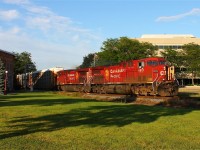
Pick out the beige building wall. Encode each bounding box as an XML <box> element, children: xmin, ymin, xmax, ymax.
<box><xmin>135</xmin><ymin>34</ymin><xmax>200</xmax><ymax>56</ymax></box>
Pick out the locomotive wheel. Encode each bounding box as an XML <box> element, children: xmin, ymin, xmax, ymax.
<box><xmin>157</xmin><ymin>88</ymin><xmax>170</xmax><ymax>97</ymax></box>
<box><xmin>78</xmin><ymin>86</ymin><xmax>84</xmax><ymax>92</ymax></box>
<box><xmin>157</xmin><ymin>82</ymin><xmax>178</xmax><ymax>97</ymax></box>
<box><xmin>131</xmin><ymin>86</ymin><xmax>135</xmax><ymax>95</ymax></box>
<box><xmin>135</xmin><ymin>85</ymin><xmax>147</xmax><ymax>96</ymax></box>
<box><xmin>100</xmin><ymin>86</ymin><xmax>106</xmax><ymax>94</ymax></box>
<box><xmin>132</xmin><ymin>84</ymin><xmax>154</xmax><ymax>96</ymax></box>
<box><xmin>172</xmin><ymin>86</ymin><xmax>179</xmax><ymax>96</ymax></box>
<box><xmin>58</xmin><ymin>85</ymin><xmax>64</xmax><ymax>91</ymax></box>
<box><xmin>96</xmin><ymin>86</ymin><xmax>101</xmax><ymax>94</ymax></box>
<box><xmin>84</xmin><ymin>85</ymin><xmax>91</xmax><ymax>93</ymax></box>
<box><xmin>96</xmin><ymin>86</ymin><xmax>106</xmax><ymax>94</ymax></box>
<box><xmin>92</xmin><ymin>86</ymin><xmax>97</xmax><ymax>93</ymax></box>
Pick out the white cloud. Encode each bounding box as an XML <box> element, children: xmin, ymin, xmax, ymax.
<box><xmin>9</xmin><ymin>26</ymin><xmax>21</xmax><ymax>34</ymax></box>
<box><xmin>156</xmin><ymin>8</ymin><xmax>200</xmax><ymax>22</ymax></box>
<box><xmin>4</xmin><ymin>0</ymin><xmax>98</xmax><ymax>39</ymax></box>
<box><xmin>0</xmin><ymin>29</ymin><xmax>93</xmax><ymax>69</ymax></box>
<box><xmin>3</xmin><ymin>0</ymin><xmax>30</xmax><ymax>5</ymax></box>
<box><xmin>0</xmin><ymin>9</ymin><xmax>19</xmax><ymax>21</ymax></box>
<box><xmin>0</xmin><ymin>0</ymin><xmax>103</xmax><ymax>70</ymax></box>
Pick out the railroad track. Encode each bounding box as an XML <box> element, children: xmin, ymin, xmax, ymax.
<box><xmin>59</xmin><ymin>91</ymin><xmax>199</xmax><ymax>108</ymax></box>
<box><xmin>82</xmin><ymin>93</ymin><xmax>180</xmax><ymax>104</ymax></box>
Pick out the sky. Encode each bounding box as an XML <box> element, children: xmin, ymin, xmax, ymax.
<box><xmin>0</xmin><ymin>0</ymin><xmax>200</xmax><ymax>70</ymax></box>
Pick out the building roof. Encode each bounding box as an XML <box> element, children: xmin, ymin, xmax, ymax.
<box><xmin>135</xmin><ymin>34</ymin><xmax>200</xmax><ymax>45</ymax></box>
<box><xmin>141</xmin><ymin>34</ymin><xmax>195</xmax><ymax>38</ymax></box>
<box><xmin>0</xmin><ymin>49</ymin><xmax>15</xmax><ymax>56</ymax></box>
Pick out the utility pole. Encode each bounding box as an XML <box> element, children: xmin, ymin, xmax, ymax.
<box><xmin>4</xmin><ymin>70</ymin><xmax>8</xmax><ymax>95</ymax></box>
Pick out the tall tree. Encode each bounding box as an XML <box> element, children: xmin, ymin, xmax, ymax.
<box><xmin>0</xmin><ymin>59</ymin><xmax>5</xmax><ymax>94</ymax></box>
<box><xmin>161</xmin><ymin>43</ymin><xmax>200</xmax><ymax>85</ymax></box>
<box><xmin>13</xmin><ymin>51</ymin><xmax>36</xmax><ymax>90</ymax></box>
<box><xmin>182</xmin><ymin>43</ymin><xmax>200</xmax><ymax>85</ymax></box>
<box><xmin>13</xmin><ymin>51</ymin><xmax>37</xmax><ymax>74</ymax></box>
<box><xmin>97</xmin><ymin>38</ymin><xmax>120</xmax><ymax>66</ymax></box>
<box><xmin>160</xmin><ymin>48</ymin><xmax>184</xmax><ymax>67</ymax></box>
<box><xmin>79</xmin><ymin>53</ymin><xmax>95</xmax><ymax>68</ymax></box>
<box><xmin>96</xmin><ymin>37</ymin><xmax>157</xmax><ymax>66</ymax></box>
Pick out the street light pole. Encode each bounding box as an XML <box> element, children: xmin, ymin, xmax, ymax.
<box><xmin>93</xmin><ymin>53</ymin><xmax>98</xmax><ymax>67</ymax></box>
<box><xmin>4</xmin><ymin>70</ymin><xmax>8</xmax><ymax>95</ymax></box>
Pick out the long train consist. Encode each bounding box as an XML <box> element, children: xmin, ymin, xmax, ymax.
<box><xmin>57</xmin><ymin>57</ymin><xmax>179</xmax><ymax>96</ymax></box>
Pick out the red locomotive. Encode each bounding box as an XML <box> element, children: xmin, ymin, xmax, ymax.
<box><xmin>57</xmin><ymin>57</ymin><xmax>179</xmax><ymax>96</ymax></box>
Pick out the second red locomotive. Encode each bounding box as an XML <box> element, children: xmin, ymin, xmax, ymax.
<box><xmin>57</xmin><ymin>57</ymin><xmax>179</xmax><ymax>96</ymax></box>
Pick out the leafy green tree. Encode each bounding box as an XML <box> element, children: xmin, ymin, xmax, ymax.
<box><xmin>182</xmin><ymin>43</ymin><xmax>200</xmax><ymax>85</ymax></box>
<box><xmin>97</xmin><ymin>38</ymin><xmax>120</xmax><ymax>66</ymax></box>
<box><xmin>160</xmin><ymin>48</ymin><xmax>186</xmax><ymax>86</ymax></box>
<box><xmin>79</xmin><ymin>53</ymin><xmax>96</xmax><ymax>68</ymax></box>
<box><xmin>0</xmin><ymin>59</ymin><xmax>5</xmax><ymax>94</ymax></box>
<box><xmin>141</xmin><ymin>42</ymin><xmax>158</xmax><ymax>58</ymax></box>
<box><xmin>13</xmin><ymin>51</ymin><xmax>37</xmax><ymax>74</ymax></box>
<box><xmin>96</xmin><ymin>37</ymin><xmax>157</xmax><ymax>66</ymax></box>
<box><xmin>162</xmin><ymin>43</ymin><xmax>200</xmax><ymax>85</ymax></box>
<box><xmin>13</xmin><ymin>51</ymin><xmax>36</xmax><ymax>90</ymax></box>
<box><xmin>160</xmin><ymin>48</ymin><xmax>184</xmax><ymax>67</ymax></box>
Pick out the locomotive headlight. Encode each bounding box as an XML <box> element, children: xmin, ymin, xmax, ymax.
<box><xmin>160</xmin><ymin>71</ymin><xmax>166</xmax><ymax>75</ymax></box>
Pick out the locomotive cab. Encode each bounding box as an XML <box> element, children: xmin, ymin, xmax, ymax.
<box><xmin>135</xmin><ymin>57</ymin><xmax>179</xmax><ymax>96</ymax></box>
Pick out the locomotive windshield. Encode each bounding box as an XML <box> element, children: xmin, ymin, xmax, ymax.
<box><xmin>147</xmin><ymin>60</ymin><xmax>158</xmax><ymax>66</ymax></box>
<box><xmin>147</xmin><ymin>60</ymin><xmax>166</xmax><ymax>66</ymax></box>
<box><xmin>159</xmin><ymin>60</ymin><xmax>166</xmax><ymax>65</ymax></box>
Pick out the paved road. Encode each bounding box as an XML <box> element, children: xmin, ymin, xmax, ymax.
<box><xmin>179</xmin><ymin>86</ymin><xmax>200</xmax><ymax>92</ymax></box>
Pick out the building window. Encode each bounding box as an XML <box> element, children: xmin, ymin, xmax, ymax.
<box><xmin>157</xmin><ymin>45</ymin><xmax>183</xmax><ymax>50</ymax></box>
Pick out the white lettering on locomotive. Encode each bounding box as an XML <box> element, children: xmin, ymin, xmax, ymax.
<box><xmin>110</xmin><ymin>74</ymin><xmax>120</xmax><ymax>78</ymax></box>
<box><xmin>110</xmin><ymin>68</ymin><xmax>125</xmax><ymax>73</ymax></box>
<box><xmin>68</xmin><ymin>74</ymin><xmax>75</xmax><ymax>77</ymax></box>
<box><xmin>69</xmin><ymin>77</ymin><xmax>75</xmax><ymax>80</ymax></box>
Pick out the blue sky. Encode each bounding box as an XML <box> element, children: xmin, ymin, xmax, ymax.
<box><xmin>0</xmin><ymin>0</ymin><xmax>200</xmax><ymax>70</ymax></box>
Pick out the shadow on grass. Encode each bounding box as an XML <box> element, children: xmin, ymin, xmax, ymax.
<box><xmin>0</xmin><ymin>98</ymin><xmax>97</xmax><ymax>107</ymax></box>
<box><xmin>0</xmin><ymin>101</ymin><xmax>193</xmax><ymax>140</ymax></box>
<box><xmin>178</xmin><ymin>92</ymin><xmax>200</xmax><ymax>98</ymax></box>
<box><xmin>0</xmin><ymin>93</ymin><xmax>96</xmax><ymax>107</ymax></box>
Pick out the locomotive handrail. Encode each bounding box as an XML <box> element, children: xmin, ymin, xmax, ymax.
<box><xmin>83</xmin><ymin>76</ymin><xmax>93</xmax><ymax>86</ymax></box>
<box><xmin>174</xmin><ymin>76</ymin><xmax>179</xmax><ymax>86</ymax></box>
<box><xmin>152</xmin><ymin>71</ymin><xmax>159</xmax><ymax>93</ymax></box>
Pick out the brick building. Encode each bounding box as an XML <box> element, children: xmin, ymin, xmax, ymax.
<box><xmin>0</xmin><ymin>49</ymin><xmax>15</xmax><ymax>91</ymax></box>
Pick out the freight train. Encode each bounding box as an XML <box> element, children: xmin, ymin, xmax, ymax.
<box><xmin>16</xmin><ymin>67</ymin><xmax>63</xmax><ymax>90</ymax></box>
<box><xmin>57</xmin><ymin>57</ymin><xmax>179</xmax><ymax>96</ymax></box>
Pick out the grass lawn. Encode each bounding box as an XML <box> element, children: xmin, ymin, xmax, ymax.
<box><xmin>0</xmin><ymin>92</ymin><xmax>200</xmax><ymax>149</ymax></box>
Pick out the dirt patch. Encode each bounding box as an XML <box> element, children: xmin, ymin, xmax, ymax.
<box><xmin>158</xmin><ymin>97</ymin><xmax>200</xmax><ymax>108</ymax></box>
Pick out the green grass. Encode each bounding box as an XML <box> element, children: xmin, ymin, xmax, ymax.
<box><xmin>0</xmin><ymin>92</ymin><xmax>200</xmax><ymax>149</ymax></box>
